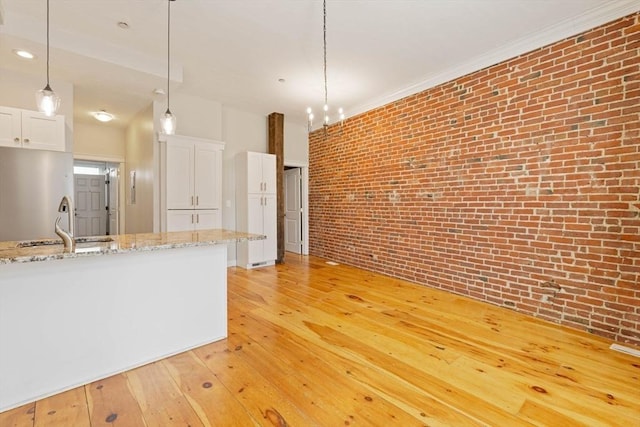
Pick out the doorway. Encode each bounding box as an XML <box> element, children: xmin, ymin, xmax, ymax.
<box><xmin>73</xmin><ymin>160</ymin><xmax>120</xmax><ymax>236</ymax></box>
<box><xmin>284</xmin><ymin>164</ymin><xmax>309</xmax><ymax>255</ymax></box>
<box><xmin>285</xmin><ymin>167</ymin><xmax>302</xmax><ymax>253</ymax></box>
<box><xmin>75</xmin><ymin>174</ymin><xmax>106</xmax><ymax>236</ymax></box>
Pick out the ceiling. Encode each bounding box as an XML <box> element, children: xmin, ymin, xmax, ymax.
<box><xmin>1</xmin><ymin>0</ymin><xmax>638</xmax><ymax>129</ymax></box>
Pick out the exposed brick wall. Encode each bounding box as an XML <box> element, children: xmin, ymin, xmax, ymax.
<box><xmin>309</xmin><ymin>13</ymin><xmax>640</xmax><ymax>346</ymax></box>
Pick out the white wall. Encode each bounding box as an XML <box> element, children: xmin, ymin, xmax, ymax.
<box><xmin>73</xmin><ymin>122</ymin><xmax>126</xmax><ymax>162</ymax></box>
<box><xmin>153</xmin><ymin>94</ymin><xmax>222</xmax><ymax>141</ymax></box>
<box><xmin>284</xmin><ymin>117</ymin><xmax>309</xmax><ymax>166</ymax></box>
<box><xmin>0</xmin><ymin>68</ymin><xmax>74</xmax><ymax>151</ymax></box>
<box><xmin>124</xmin><ymin>104</ymin><xmax>154</xmax><ymax>234</ymax></box>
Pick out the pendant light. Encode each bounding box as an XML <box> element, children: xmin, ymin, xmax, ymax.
<box><xmin>306</xmin><ymin>0</ymin><xmax>344</xmax><ymax>131</ymax></box>
<box><xmin>35</xmin><ymin>0</ymin><xmax>60</xmax><ymax>117</ymax></box>
<box><xmin>160</xmin><ymin>0</ymin><xmax>177</xmax><ymax>135</ymax></box>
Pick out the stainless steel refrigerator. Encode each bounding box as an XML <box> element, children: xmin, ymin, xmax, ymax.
<box><xmin>0</xmin><ymin>147</ymin><xmax>74</xmax><ymax>241</ymax></box>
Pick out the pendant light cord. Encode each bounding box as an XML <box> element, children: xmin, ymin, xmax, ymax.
<box><xmin>323</xmin><ymin>0</ymin><xmax>327</xmax><ymax>108</ymax></box>
<box><xmin>166</xmin><ymin>0</ymin><xmax>171</xmax><ymax>111</ymax></box>
<box><xmin>46</xmin><ymin>0</ymin><xmax>50</xmax><ymax>86</ymax></box>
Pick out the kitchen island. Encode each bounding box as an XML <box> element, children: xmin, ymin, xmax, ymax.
<box><xmin>0</xmin><ymin>230</ymin><xmax>262</xmax><ymax>412</ymax></box>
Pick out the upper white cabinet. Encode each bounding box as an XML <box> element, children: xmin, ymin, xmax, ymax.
<box><xmin>0</xmin><ymin>106</ymin><xmax>65</xmax><ymax>152</ymax></box>
<box><xmin>246</xmin><ymin>151</ymin><xmax>277</xmax><ymax>195</ymax></box>
<box><xmin>159</xmin><ymin>134</ymin><xmax>225</xmax><ymax>232</ymax></box>
<box><xmin>165</xmin><ymin>138</ymin><xmax>222</xmax><ymax>210</ymax></box>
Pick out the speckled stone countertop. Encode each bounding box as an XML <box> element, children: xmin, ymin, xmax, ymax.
<box><xmin>0</xmin><ymin>229</ymin><xmax>263</xmax><ymax>264</ymax></box>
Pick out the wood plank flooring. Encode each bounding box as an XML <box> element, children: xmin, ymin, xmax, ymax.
<box><xmin>2</xmin><ymin>254</ymin><xmax>639</xmax><ymax>426</ymax></box>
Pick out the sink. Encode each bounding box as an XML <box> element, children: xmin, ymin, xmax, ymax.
<box><xmin>17</xmin><ymin>236</ymin><xmax>114</xmax><ymax>248</ymax></box>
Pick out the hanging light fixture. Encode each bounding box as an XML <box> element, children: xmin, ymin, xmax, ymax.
<box><xmin>92</xmin><ymin>110</ymin><xmax>114</xmax><ymax>123</ymax></box>
<box><xmin>160</xmin><ymin>0</ymin><xmax>177</xmax><ymax>135</ymax></box>
<box><xmin>307</xmin><ymin>0</ymin><xmax>344</xmax><ymax>131</ymax></box>
<box><xmin>35</xmin><ymin>0</ymin><xmax>60</xmax><ymax>117</ymax></box>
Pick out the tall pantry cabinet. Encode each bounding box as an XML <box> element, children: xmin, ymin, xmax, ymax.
<box><xmin>159</xmin><ymin>134</ymin><xmax>224</xmax><ymax>232</ymax></box>
<box><xmin>236</xmin><ymin>151</ymin><xmax>277</xmax><ymax>268</ymax></box>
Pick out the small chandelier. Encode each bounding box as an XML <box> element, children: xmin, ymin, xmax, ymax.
<box><xmin>160</xmin><ymin>0</ymin><xmax>177</xmax><ymax>135</ymax></box>
<box><xmin>307</xmin><ymin>0</ymin><xmax>344</xmax><ymax>131</ymax></box>
<box><xmin>35</xmin><ymin>0</ymin><xmax>60</xmax><ymax>117</ymax></box>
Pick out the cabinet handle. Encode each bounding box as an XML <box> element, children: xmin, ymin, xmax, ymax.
<box><xmin>191</xmin><ymin>196</ymin><xmax>194</xmax><ymax>206</ymax></box>
<box><xmin>14</xmin><ymin>137</ymin><xmax>20</xmax><ymax>143</ymax></box>
<box><xmin>191</xmin><ymin>214</ymin><xmax>195</xmax><ymax>224</ymax></box>
<box><xmin>196</xmin><ymin>195</ymin><xmax>199</xmax><ymax>206</ymax></box>
<box><xmin>23</xmin><ymin>138</ymin><xmax>30</xmax><ymax>143</ymax></box>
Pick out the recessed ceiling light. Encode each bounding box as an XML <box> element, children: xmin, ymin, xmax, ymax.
<box><xmin>153</xmin><ymin>88</ymin><xmax>166</xmax><ymax>96</ymax></box>
<box><xmin>92</xmin><ymin>110</ymin><xmax>114</xmax><ymax>122</ymax></box>
<box><xmin>13</xmin><ymin>49</ymin><xmax>35</xmax><ymax>60</ymax></box>
<box><xmin>117</xmin><ymin>21</ymin><xmax>129</xmax><ymax>30</ymax></box>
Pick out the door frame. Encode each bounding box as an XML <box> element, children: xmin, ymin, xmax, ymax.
<box><xmin>283</xmin><ymin>161</ymin><xmax>309</xmax><ymax>255</ymax></box>
<box><xmin>284</xmin><ymin>167</ymin><xmax>302</xmax><ymax>254</ymax></box>
<box><xmin>74</xmin><ymin>155</ymin><xmax>125</xmax><ymax>235</ymax></box>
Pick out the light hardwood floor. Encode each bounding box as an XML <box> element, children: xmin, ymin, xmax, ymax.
<box><xmin>2</xmin><ymin>254</ymin><xmax>639</xmax><ymax>426</ymax></box>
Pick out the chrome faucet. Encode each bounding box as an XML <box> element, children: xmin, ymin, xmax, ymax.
<box><xmin>55</xmin><ymin>195</ymin><xmax>75</xmax><ymax>252</ymax></box>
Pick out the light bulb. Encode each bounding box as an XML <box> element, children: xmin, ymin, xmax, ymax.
<box><xmin>93</xmin><ymin>111</ymin><xmax>114</xmax><ymax>122</ymax></box>
<box><xmin>306</xmin><ymin>107</ymin><xmax>312</xmax><ymax>115</ymax></box>
<box><xmin>161</xmin><ymin>109</ymin><xmax>177</xmax><ymax>135</ymax></box>
<box><xmin>36</xmin><ymin>85</ymin><xmax>60</xmax><ymax>117</ymax></box>
<box><xmin>323</xmin><ymin>104</ymin><xmax>329</xmax><ymax>112</ymax></box>
<box><xmin>324</xmin><ymin>115</ymin><xmax>329</xmax><ymax>124</ymax></box>
<box><xmin>14</xmin><ymin>49</ymin><xmax>35</xmax><ymax>59</ymax></box>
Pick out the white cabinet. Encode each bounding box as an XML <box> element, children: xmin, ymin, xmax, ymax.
<box><xmin>236</xmin><ymin>151</ymin><xmax>277</xmax><ymax>268</ymax></box>
<box><xmin>159</xmin><ymin>134</ymin><xmax>225</xmax><ymax>232</ymax></box>
<box><xmin>0</xmin><ymin>106</ymin><xmax>65</xmax><ymax>151</ymax></box>
<box><xmin>167</xmin><ymin>209</ymin><xmax>221</xmax><ymax>231</ymax></box>
<box><xmin>246</xmin><ymin>151</ymin><xmax>277</xmax><ymax>194</ymax></box>
<box><xmin>165</xmin><ymin>138</ymin><xmax>221</xmax><ymax>210</ymax></box>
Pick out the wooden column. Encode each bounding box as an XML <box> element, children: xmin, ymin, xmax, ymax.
<box><xmin>268</xmin><ymin>112</ymin><xmax>285</xmax><ymax>264</ymax></box>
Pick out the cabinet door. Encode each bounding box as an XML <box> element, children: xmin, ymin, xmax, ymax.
<box><xmin>246</xmin><ymin>194</ymin><xmax>264</xmax><ymax>263</ymax></box>
<box><xmin>262</xmin><ymin>154</ymin><xmax>277</xmax><ymax>194</ymax></box>
<box><xmin>0</xmin><ymin>107</ymin><xmax>22</xmax><ymax>148</ymax></box>
<box><xmin>166</xmin><ymin>141</ymin><xmax>195</xmax><ymax>209</ymax></box>
<box><xmin>20</xmin><ymin>111</ymin><xmax>65</xmax><ymax>151</ymax></box>
<box><xmin>194</xmin><ymin>209</ymin><xmax>221</xmax><ymax>230</ymax></box>
<box><xmin>194</xmin><ymin>143</ymin><xmax>220</xmax><ymax>209</ymax></box>
<box><xmin>166</xmin><ymin>210</ymin><xmax>195</xmax><ymax>232</ymax></box>
<box><xmin>246</xmin><ymin>152</ymin><xmax>263</xmax><ymax>194</ymax></box>
<box><xmin>262</xmin><ymin>193</ymin><xmax>277</xmax><ymax>262</ymax></box>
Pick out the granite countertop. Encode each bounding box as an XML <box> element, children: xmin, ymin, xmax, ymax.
<box><xmin>0</xmin><ymin>229</ymin><xmax>263</xmax><ymax>264</ymax></box>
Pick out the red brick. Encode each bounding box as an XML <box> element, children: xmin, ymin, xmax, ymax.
<box><xmin>309</xmin><ymin>12</ymin><xmax>640</xmax><ymax>346</ymax></box>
